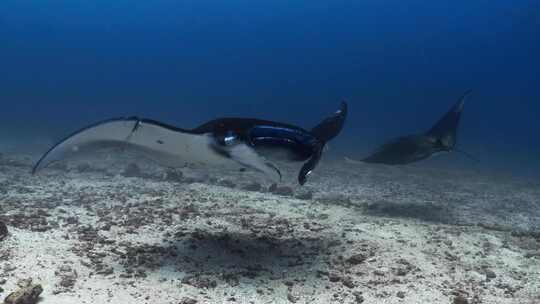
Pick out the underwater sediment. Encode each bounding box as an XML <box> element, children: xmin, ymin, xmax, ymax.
<box><xmin>0</xmin><ymin>152</ymin><xmax>539</xmax><ymax>304</ymax></box>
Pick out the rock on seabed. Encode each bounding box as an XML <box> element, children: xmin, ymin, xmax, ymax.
<box><xmin>4</xmin><ymin>283</ymin><xmax>43</xmax><ymax>304</ymax></box>
<box><xmin>0</xmin><ymin>222</ymin><xmax>8</xmax><ymax>241</ymax></box>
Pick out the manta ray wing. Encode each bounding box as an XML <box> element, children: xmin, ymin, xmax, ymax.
<box><xmin>362</xmin><ymin>136</ymin><xmax>433</xmax><ymax>165</ymax></box>
<box><xmin>426</xmin><ymin>90</ymin><xmax>470</xmax><ymax>147</ymax></box>
<box><xmin>32</xmin><ymin>118</ymin><xmax>238</xmax><ymax>174</ymax></box>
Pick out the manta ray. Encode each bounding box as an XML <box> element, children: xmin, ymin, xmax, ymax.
<box><xmin>357</xmin><ymin>91</ymin><xmax>473</xmax><ymax>165</ymax></box>
<box><xmin>32</xmin><ymin>102</ymin><xmax>347</xmax><ymax>185</ymax></box>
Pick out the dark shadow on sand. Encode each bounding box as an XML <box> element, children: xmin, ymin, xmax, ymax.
<box><xmin>364</xmin><ymin>200</ymin><xmax>458</xmax><ymax>224</ymax></box>
<box><xmin>114</xmin><ymin>229</ymin><xmax>333</xmax><ymax>283</ymax></box>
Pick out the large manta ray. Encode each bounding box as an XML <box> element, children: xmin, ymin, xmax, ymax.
<box><xmin>360</xmin><ymin>91</ymin><xmax>471</xmax><ymax>165</ymax></box>
<box><xmin>33</xmin><ymin>102</ymin><xmax>347</xmax><ymax>185</ymax></box>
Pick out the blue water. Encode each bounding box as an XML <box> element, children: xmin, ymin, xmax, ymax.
<box><xmin>1</xmin><ymin>0</ymin><xmax>539</xmax><ymax>176</ymax></box>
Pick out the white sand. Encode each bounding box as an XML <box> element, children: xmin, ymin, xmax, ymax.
<box><xmin>0</xmin><ymin>155</ymin><xmax>539</xmax><ymax>304</ymax></box>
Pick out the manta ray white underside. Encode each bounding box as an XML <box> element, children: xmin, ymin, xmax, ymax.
<box><xmin>33</xmin><ymin>118</ymin><xmax>281</xmax><ymax>182</ymax></box>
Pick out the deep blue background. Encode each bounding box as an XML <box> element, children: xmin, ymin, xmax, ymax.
<box><xmin>1</xmin><ymin>0</ymin><xmax>539</xmax><ymax>175</ymax></box>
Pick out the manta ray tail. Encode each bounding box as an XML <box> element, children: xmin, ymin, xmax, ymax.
<box><xmin>454</xmin><ymin>147</ymin><xmax>480</xmax><ymax>163</ymax></box>
<box><xmin>297</xmin><ymin>102</ymin><xmax>348</xmax><ymax>185</ymax></box>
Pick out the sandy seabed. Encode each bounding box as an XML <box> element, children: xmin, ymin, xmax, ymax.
<box><xmin>0</xmin><ymin>152</ymin><xmax>539</xmax><ymax>304</ymax></box>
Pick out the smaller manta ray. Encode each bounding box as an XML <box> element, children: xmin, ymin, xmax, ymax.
<box><xmin>359</xmin><ymin>91</ymin><xmax>473</xmax><ymax>165</ymax></box>
<box><xmin>32</xmin><ymin>102</ymin><xmax>347</xmax><ymax>185</ymax></box>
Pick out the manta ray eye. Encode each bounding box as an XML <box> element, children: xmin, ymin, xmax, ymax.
<box><xmin>222</xmin><ymin>131</ymin><xmax>237</xmax><ymax>146</ymax></box>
